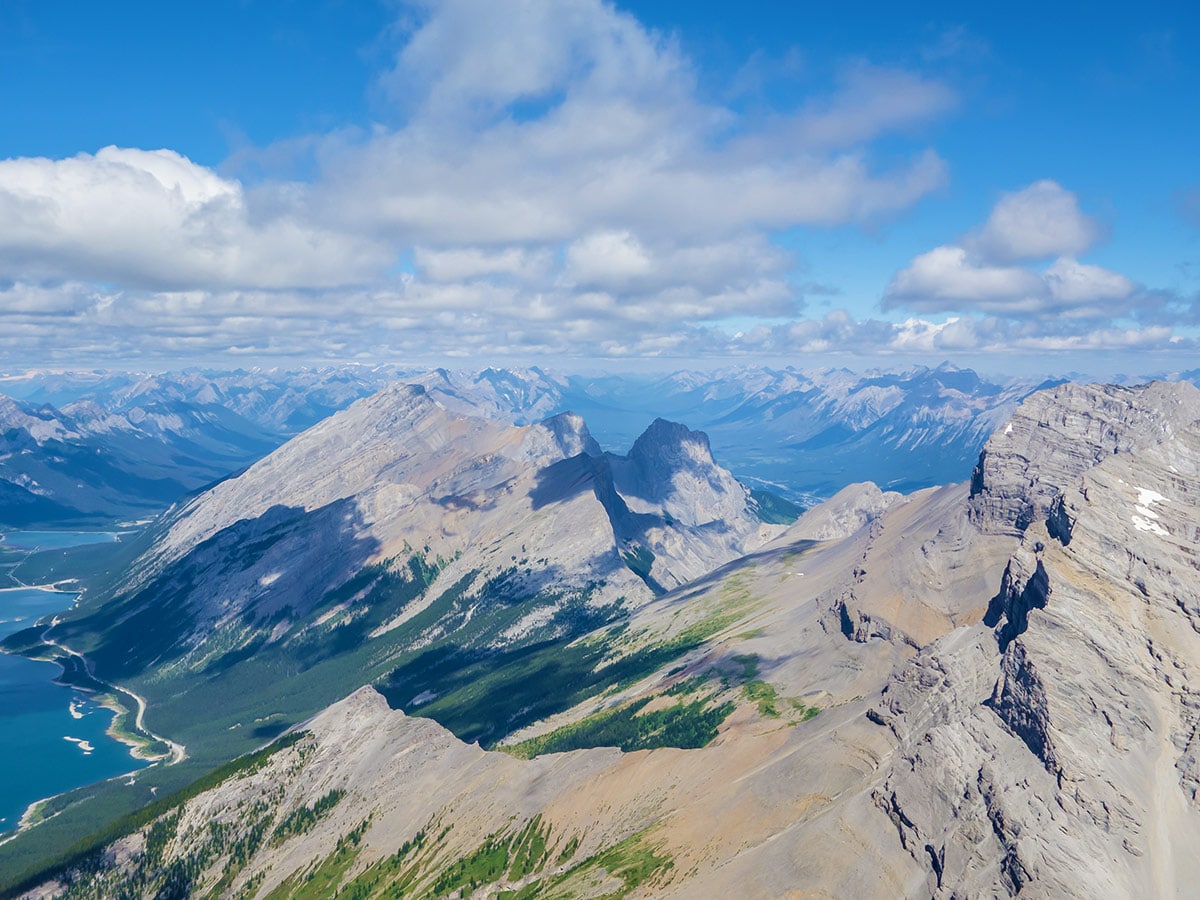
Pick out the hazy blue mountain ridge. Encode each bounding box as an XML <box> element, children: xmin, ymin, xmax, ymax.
<box><xmin>0</xmin><ymin>363</ymin><xmax>1116</xmax><ymax>530</ymax></box>
<box><xmin>0</xmin><ymin>367</ymin><xmax>411</xmax><ymax>527</ymax></box>
<box><xmin>0</xmin><ymin>392</ymin><xmax>280</xmax><ymax>527</ymax></box>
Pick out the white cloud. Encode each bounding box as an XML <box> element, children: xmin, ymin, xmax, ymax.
<box><xmin>303</xmin><ymin>0</ymin><xmax>952</xmax><ymax>250</ymax></box>
<box><xmin>0</xmin><ymin>0</ymin><xmax>963</xmax><ymax>365</ymax></box>
<box><xmin>973</xmin><ymin>180</ymin><xmax>1099</xmax><ymax>262</ymax></box>
<box><xmin>781</xmin><ymin>65</ymin><xmax>957</xmax><ymax>149</ymax></box>
<box><xmin>386</xmin><ymin>0</ymin><xmax>689</xmax><ymax>117</ymax></box>
<box><xmin>886</xmin><ymin>246</ymin><xmax>1043</xmax><ymax>305</ymax></box>
<box><xmin>565</xmin><ymin>231</ymin><xmax>654</xmax><ymax>288</ymax></box>
<box><xmin>414</xmin><ymin>246</ymin><xmax>552</xmax><ymax>282</ymax></box>
<box><xmin>885</xmin><ymin>249</ymin><xmax>1139</xmax><ymax>316</ymax></box>
<box><xmin>1042</xmin><ymin>257</ymin><xmax>1135</xmax><ymax>303</ymax></box>
<box><xmin>560</xmin><ymin>232</ymin><xmax>793</xmax><ymax>301</ymax></box>
<box><xmin>0</xmin><ymin>0</ymin><xmax>963</xmax><ymax>367</ymax></box>
<box><xmin>884</xmin><ymin>179</ymin><xmax>1143</xmax><ymax>321</ymax></box>
<box><xmin>1</xmin><ymin>0</ymin><xmax>1189</xmax><ymax>367</ymax></box>
<box><xmin>0</xmin><ymin>147</ymin><xmax>392</xmax><ymax>290</ymax></box>
<box><xmin>714</xmin><ymin>311</ymin><xmax>1191</xmax><ymax>359</ymax></box>
<box><xmin>0</xmin><ymin>278</ymin><xmax>1189</xmax><ymax>365</ymax></box>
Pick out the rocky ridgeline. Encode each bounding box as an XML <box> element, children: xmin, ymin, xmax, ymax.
<box><xmin>968</xmin><ymin>381</ymin><xmax>1200</xmax><ymax>534</ymax></box>
<box><xmin>786</xmin><ymin>481</ymin><xmax>903</xmax><ymax>542</ymax></box>
<box><xmin>875</xmin><ymin>381</ymin><xmax>1200</xmax><ymax>897</ymax></box>
<box><xmin>45</xmin><ymin>380</ymin><xmax>782</xmax><ymax>735</ymax></box>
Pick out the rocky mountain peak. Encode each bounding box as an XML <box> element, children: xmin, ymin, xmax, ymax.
<box><xmin>784</xmin><ymin>481</ymin><xmax>904</xmax><ymax>542</ymax></box>
<box><xmin>0</xmin><ymin>393</ymin><xmax>77</xmax><ymax>443</ymax></box>
<box><xmin>624</xmin><ymin>418</ymin><xmax>717</xmax><ymax>494</ymax></box>
<box><xmin>969</xmin><ymin>380</ymin><xmax>1200</xmax><ymax>534</ymax></box>
<box><xmin>536</xmin><ymin>411</ymin><xmax>602</xmax><ymax>460</ymax></box>
<box><xmin>597</xmin><ymin>418</ymin><xmax>775</xmax><ymax>589</ymax></box>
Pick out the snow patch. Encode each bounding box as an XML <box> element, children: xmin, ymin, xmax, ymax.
<box><xmin>258</xmin><ymin>571</ymin><xmax>282</xmax><ymax>587</ymax></box>
<box><xmin>1132</xmin><ymin>516</ymin><xmax>1169</xmax><ymax>537</ymax></box>
<box><xmin>1136</xmin><ymin>487</ymin><xmax>1167</xmax><ymax>511</ymax></box>
<box><xmin>1132</xmin><ymin>487</ymin><xmax>1169</xmax><ymax>536</ymax></box>
<box><xmin>1004</xmin><ymin>422</ymin><xmax>1013</xmax><ymax>435</ymax></box>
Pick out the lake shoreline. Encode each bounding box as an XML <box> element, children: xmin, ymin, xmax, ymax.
<box><xmin>31</xmin><ymin>629</ymin><xmax>186</xmax><ymax>765</ymax></box>
<box><xmin>0</xmin><ymin>587</ymin><xmax>186</xmax><ymax>842</ymax></box>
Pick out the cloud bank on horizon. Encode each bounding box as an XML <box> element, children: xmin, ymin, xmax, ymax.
<box><xmin>0</xmin><ymin>0</ymin><xmax>1196</xmax><ymax>370</ymax></box>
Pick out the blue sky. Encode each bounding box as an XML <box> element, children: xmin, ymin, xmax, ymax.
<box><xmin>0</xmin><ymin>0</ymin><xmax>1197</xmax><ymax>374</ymax></box>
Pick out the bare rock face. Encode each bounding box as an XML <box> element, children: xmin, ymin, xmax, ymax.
<box><xmin>611</xmin><ymin>418</ymin><xmax>750</xmax><ymax>528</ymax></box>
<box><xmin>785</xmin><ymin>481</ymin><xmax>904</xmax><ymax>542</ymax></box>
<box><xmin>607</xmin><ymin>417</ymin><xmax>778</xmax><ymax>589</ymax></box>
<box><xmin>872</xmin><ymin>383</ymin><xmax>1200</xmax><ymax>897</ymax></box>
<box><xmin>969</xmin><ymin>380</ymin><xmax>1200</xmax><ymax>534</ymax></box>
<box><xmin>529</xmin><ymin>410</ymin><xmax>602</xmax><ymax>461</ymax></box>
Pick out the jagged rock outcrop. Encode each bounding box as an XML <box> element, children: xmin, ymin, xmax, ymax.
<box><xmin>969</xmin><ymin>380</ymin><xmax>1200</xmax><ymax>534</ymax></box>
<box><xmin>606</xmin><ymin>417</ymin><xmax>776</xmax><ymax>589</ymax></box>
<box><xmin>871</xmin><ymin>381</ymin><xmax>1200</xmax><ymax>897</ymax></box>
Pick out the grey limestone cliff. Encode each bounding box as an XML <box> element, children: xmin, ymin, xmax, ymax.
<box><xmin>874</xmin><ymin>380</ymin><xmax>1200</xmax><ymax>897</ymax></box>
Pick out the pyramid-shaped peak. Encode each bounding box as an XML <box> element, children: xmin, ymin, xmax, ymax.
<box><xmin>629</xmin><ymin>418</ymin><xmax>714</xmax><ymax>467</ymax></box>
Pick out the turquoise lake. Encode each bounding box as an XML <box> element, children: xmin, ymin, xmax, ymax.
<box><xmin>0</xmin><ymin>586</ymin><xmax>148</xmax><ymax>834</ymax></box>
<box><xmin>0</xmin><ymin>531</ymin><xmax>121</xmax><ymax>551</ymax></box>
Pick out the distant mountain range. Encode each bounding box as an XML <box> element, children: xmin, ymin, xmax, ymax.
<box><xmin>0</xmin><ymin>392</ymin><xmax>278</xmax><ymax>527</ymax></box>
<box><xmin>410</xmin><ymin>364</ymin><xmax>1052</xmax><ymax>499</ymax></box>
<box><xmin>0</xmin><ymin>367</ymin><xmax>405</xmax><ymax>527</ymax></box>
<box><xmin>0</xmin><ymin>366</ymin><xmax>399</xmax><ymax>433</ymax></box>
<box><xmin>0</xmin><ymin>363</ymin><xmax>1088</xmax><ymax>529</ymax></box>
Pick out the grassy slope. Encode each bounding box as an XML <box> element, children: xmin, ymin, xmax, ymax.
<box><xmin>0</xmin><ymin>518</ymin><xmax>820</xmax><ymax>895</ymax></box>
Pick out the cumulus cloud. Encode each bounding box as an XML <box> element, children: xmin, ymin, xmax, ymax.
<box><xmin>413</xmin><ymin>246</ymin><xmax>552</xmax><ymax>283</ymax></box>
<box><xmin>565</xmin><ymin>231</ymin><xmax>654</xmax><ymax>288</ymax></box>
<box><xmin>884</xmin><ymin>180</ymin><xmax>1148</xmax><ymax>322</ymax></box>
<box><xmin>384</xmin><ymin>0</ymin><xmax>690</xmax><ymax>118</ymax></box>
<box><xmin>0</xmin><ymin>277</ymin><xmax>1189</xmax><ymax>366</ymax></box>
<box><xmin>292</xmin><ymin>0</ymin><xmax>955</xmax><ymax>256</ymax></box>
<box><xmin>0</xmin><ymin>147</ymin><xmax>391</xmax><ymax>290</ymax></box>
<box><xmin>0</xmin><ymin>0</ymin><xmax>1190</xmax><ymax>367</ymax></box>
<box><xmin>714</xmin><ymin>311</ymin><xmax>1191</xmax><ymax>360</ymax></box>
<box><xmin>1042</xmin><ymin>257</ymin><xmax>1135</xmax><ymax>304</ymax></box>
<box><xmin>562</xmin><ymin>232</ymin><xmax>792</xmax><ymax>298</ymax></box>
<box><xmin>886</xmin><ymin>246</ymin><xmax>1043</xmax><ymax>305</ymax></box>
<box><xmin>885</xmin><ymin>247</ymin><xmax>1138</xmax><ymax>317</ymax></box>
<box><xmin>0</xmin><ymin>0</ymin><xmax>963</xmax><ymax>364</ymax></box>
<box><xmin>972</xmin><ymin>180</ymin><xmax>1099</xmax><ymax>262</ymax></box>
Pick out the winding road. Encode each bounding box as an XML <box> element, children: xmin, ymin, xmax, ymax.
<box><xmin>41</xmin><ymin>617</ymin><xmax>187</xmax><ymax>765</ymax></box>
